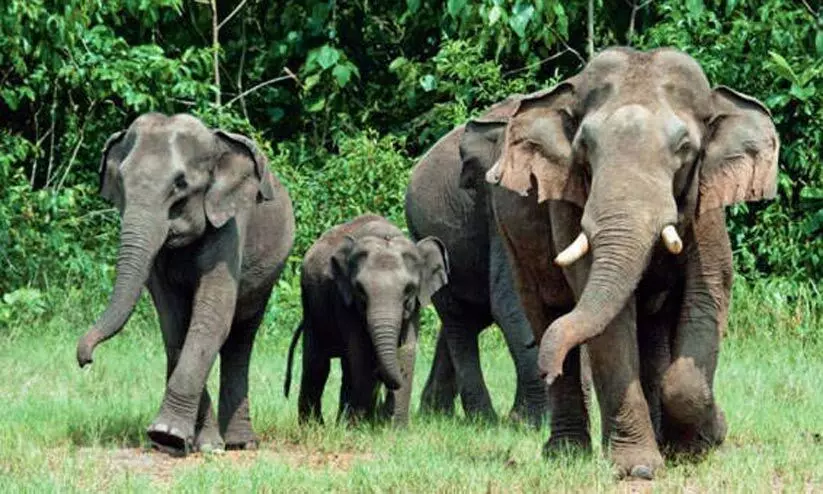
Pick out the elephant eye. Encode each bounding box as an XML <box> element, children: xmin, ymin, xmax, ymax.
<box><xmin>173</xmin><ymin>172</ymin><xmax>188</xmax><ymax>190</ymax></box>
<box><xmin>354</xmin><ymin>281</ymin><xmax>367</xmax><ymax>299</ymax></box>
<box><xmin>404</xmin><ymin>283</ymin><xmax>416</xmax><ymax>299</ymax></box>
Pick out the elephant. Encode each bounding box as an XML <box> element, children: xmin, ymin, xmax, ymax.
<box><xmin>283</xmin><ymin>214</ymin><xmax>448</xmax><ymax>425</ymax></box>
<box><xmin>75</xmin><ymin>113</ymin><xmax>295</xmax><ymax>456</ymax></box>
<box><xmin>405</xmin><ymin>120</ymin><xmax>549</xmax><ymax>425</ymax></box>
<box><xmin>458</xmin><ymin>47</ymin><xmax>779</xmax><ymax>478</ymax></box>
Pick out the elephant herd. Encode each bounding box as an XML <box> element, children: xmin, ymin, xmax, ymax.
<box><xmin>75</xmin><ymin>47</ymin><xmax>779</xmax><ymax>479</ymax></box>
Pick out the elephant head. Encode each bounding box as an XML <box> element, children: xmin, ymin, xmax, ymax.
<box><xmin>77</xmin><ymin>113</ymin><xmax>275</xmax><ymax>366</ymax></box>
<box><xmin>462</xmin><ymin>47</ymin><xmax>778</xmax><ymax>383</ymax></box>
<box><xmin>331</xmin><ymin>234</ymin><xmax>448</xmax><ymax>389</ymax></box>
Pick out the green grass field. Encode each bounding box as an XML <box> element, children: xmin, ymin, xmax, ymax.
<box><xmin>1</xmin><ymin>279</ymin><xmax>821</xmax><ymax>493</ymax></box>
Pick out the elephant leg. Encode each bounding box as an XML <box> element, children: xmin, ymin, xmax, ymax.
<box><xmin>218</xmin><ymin>313</ymin><xmax>263</xmax><ymax>450</ymax></box>
<box><xmin>489</xmin><ymin>231</ymin><xmax>549</xmax><ymax>427</ymax></box>
<box><xmin>147</xmin><ymin>273</ymin><xmax>222</xmax><ymax>454</ymax></box>
<box><xmin>661</xmin><ymin>209</ymin><xmax>730</xmax><ymax>454</ymax></box>
<box><xmin>586</xmin><ymin>303</ymin><xmax>663</xmax><ymax>479</ymax></box>
<box><xmin>389</xmin><ymin>319</ymin><xmax>418</xmax><ymax>426</ymax></box>
<box><xmin>429</xmin><ymin>288</ymin><xmax>495</xmax><ymax>422</ymax></box>
<box><xmin>147</xmin><ymin>264</ymin><xmax>237</xmax><ymax>455</ymax></box>
<box><xmin>637</xmin><ymin>302</ymin><xmax>674</xmax><ymax>444</ymax></box>
<box><xmin>340</xmin><ymin>345</ymin><xmax>379</xmax><ymax>424</ymax></box>
<box><xmin>442</xmin><ymin>313</ymin><xmax>495</xmax><ymax>422</ymax></box>
<box><xmin>419</xmin><ymin>329</ymin><xmax>458</xmax><ymax>416</ymax></box>
<box><xmin>298</xmin><ymin>329</ymin><xmax>330</xmax><ymax>424</ymax></box>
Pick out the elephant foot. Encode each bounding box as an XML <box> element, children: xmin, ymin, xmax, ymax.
<box><xmin>610</xmin><ymin>446</ymin><xmax>664</xmax><ymax>480</ymax></box>
<box><xmin>226</xmin><ymin>439</ymin><xmax>258</xmax><ymax>451</ymax></box>
<box><xmin>542</xmin><ymin>433</ymin><xmax>592</xmax><ymax>457</ymax></box>
<box><xmin>194</xmin><ymin>426</ymin><xmax>225</xmax><ymax>454</ymax></box>
<box><xmin>147</xmin><ymin>420</ymin><xmax>194</xmax><ymax>457</ymax></box>
<box><xmin>509</xmin><ymin>401</ymin><xmax>549</xmax><ymax>429</ymax></box>
<box><xmin>664</xmin><ymin>406</ymin><xmax>727</xmax><ymax>456</ymax></box>
<box><xmin>419</xmin><ymin>389</ymin><xmax>456</xmax><ymax>417</ymax></box>
<box><xmin>223</xmin><ymin>424</ymin><xmax>258</xmax><ymax>451</ymax></box>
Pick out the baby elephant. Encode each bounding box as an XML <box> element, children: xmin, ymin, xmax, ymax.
<box><xmin>284</xmin><ymin>214</ymin><xmax>448</xmax><ymax>425</ymax></box>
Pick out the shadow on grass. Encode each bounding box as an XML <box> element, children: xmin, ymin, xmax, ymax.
<box><xmin>67</xmin><ymin>415</ymin><xmax>148</xmax><ymax>448</ymax></box>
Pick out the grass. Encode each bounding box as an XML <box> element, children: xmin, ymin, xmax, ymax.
<box><xmin>0</xmin><ymin>278</ymin><xmax>821</xmax><ymax>493</ymax></box>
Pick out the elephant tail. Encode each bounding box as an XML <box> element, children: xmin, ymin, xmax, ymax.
<box><xmin>283</xmin><ymin>321</ymin><xmax>304</xmax><ymax>399</ymax></box>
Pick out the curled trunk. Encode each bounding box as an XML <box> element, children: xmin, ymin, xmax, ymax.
<box><xmin>367</xmin><ymin>310</ymin><xmax>404</xmax><ymax>390</ymax></box>
<box><xmin>76</xmin><ymin>208</ymin><xmax>168</xmax><ymax>367</ymax></box>
<box><xmin>539</xmin><ymin>211</ymin><xmax>658</xmax><ymax>384</ymax></box>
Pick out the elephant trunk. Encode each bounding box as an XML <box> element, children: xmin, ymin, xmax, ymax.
<box><xmin>539</xmin><ymin>168</ymin><xmax>677</xmax><ymax>384</ymax></box>
<box><xmin>366</xmin><ymin>309</ymin><xmax>404</xmax><ymax>391</ymax></box>
<box><xmin>77</xmin><ymin>207</ymin><xmax>168</xmax><ymax>367</ymax></box>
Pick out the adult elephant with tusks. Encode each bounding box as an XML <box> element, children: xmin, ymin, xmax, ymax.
<box><xmin>76</xmin><ymin>113</ymin><xmax>295</xmax><ymax>457</ymax></box>
<box><xmin>462</xmin><ymin>47</ymin><xmax>779</xmax><ymax>478</ymax></box>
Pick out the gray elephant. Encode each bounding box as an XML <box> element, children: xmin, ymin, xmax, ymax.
<box><xmin>76</xmin><ymin>113</ymin><xmax>295</xmax><ymax>456</ymax></box>
<box><xmin>405</xmin><ymin>118</ymin><xmax>549</xmax><ymax>425</ymax></box>
<box><xmin>458</xmin><ymin>47</ymin><xmax>778</xmax><ymax>478</ymax></box>
<box><xmin>284</xmin><ymin>214</ymin><xmax>448</xmax><ymax>425</ymax></box>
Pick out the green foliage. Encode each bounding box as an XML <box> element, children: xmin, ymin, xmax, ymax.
<box><xmin>1</xmin><ymin>0</ymin><xmax>820</xmax><ymax>329</ymax></box>
<box><xmin>275</xmin><ymin>130</ymin><xmax>413</xmax><ymax>259</ymax></box>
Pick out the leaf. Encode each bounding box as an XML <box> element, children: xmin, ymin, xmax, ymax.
<box><xmin>304</xmin><ymin>73</ymin><xmax>321</xmax><ymax>91</ymax></box>
<box><xmin>488</xmin><ymin>5</ymin><xmax>503</xmax><ymax>26</ymax></box>
<box><xmin>768</xmin><ymin>51</ymin><xmax>799</xmax><ymax>84</ymax></box>
<box><xmin>685</xmin><ymin>0</ymin><xmax>705</xmax><ymax>18</ymax></box>
<box><xmin>816</xmin><ymin>30</ymin><xmax>823</xmax><ymax>57</ymax></box>
<box><xmin>508</xmin><ymin>5</ymin><xmax>534</xmax><ymax>39</ymax></box>
<box><xmin>419</xmin><ymin>74</ymin><xmax>437</xmax><ymax>92</ymax></box>
<box><xmin>332</xmin><ymin>64</ymin><xmax>353</xmax><ymax>87</ymax></box>
<box><xmin>305</xmin><ymin>95</ymin><xmax>326</xmax><ymax>113</ymax></box>
<box><xmin>316</xmin><ymin>45</ymin><xmax>340</xmax><ymax>70</ymax></box>
<box><xmin>447</xmin><ymin>0</ymin><xmax>466</xmax><ymax>18</ymax></box>
<box><xmin>724</xmin><ymin>0</ymin><xmax>739</xmax><ymax>16</ymax></box>
<box><xmin>406</xmin><ymin>0</ymin><xmax>420</xmax><ymax>14</ymax></box>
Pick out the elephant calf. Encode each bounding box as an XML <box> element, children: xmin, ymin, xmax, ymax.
<box><xmin>284</xmin><ymin>214</ymin><xmax>448</xmax><ymax>425</ymax></box>
<box><xmin>76</xmin><ymin>113</ymin><xmax>295</xmax><ymax>456</ymax></box>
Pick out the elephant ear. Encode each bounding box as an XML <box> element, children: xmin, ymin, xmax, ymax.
<box><xmin>331</xmin><ymin>236</ymin><xmax>356</xmax><ymax>306</ymax></box>
<box><xmin>458</xmin><ymin>97</ymin><xmax>520</xmax><ymax>189</ymax></box>
<box><xmin>206</xmin><ymin>131</ymin><xmax>276</xmax><ymax>228</ymax></box>
<box><xmin>697</xmin><ymin>86</ymin><xmax>779</xmax><ymax>215</ymax></box>
<box><xmin>415</xmin><ymin>236</ymin><xmax>449</xmax><ymax>307</ymax></box>
<box><xmin>462</xmin><ymin>80</ymin><xmax>587</xmax><ymax>209</ymax></box>
<box><xmin>98</xmin><ymin>130</ymin><xmax>126</xmax><ymax>203</ymax></box>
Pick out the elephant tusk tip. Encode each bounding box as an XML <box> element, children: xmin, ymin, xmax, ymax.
<box><xmin>661</xmin><ymin>225</ymin><xmax>683</xmax><ymax>255</ymax></box>
<box><xmin>554</xmin><ymin>232</ymin><xmax>589</xmax><ymax>266</ymax></box>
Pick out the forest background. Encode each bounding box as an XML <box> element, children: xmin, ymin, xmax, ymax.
<box><xmin>1</xmin><ymin>0</ymin><xmax>821</xmax><ymax>337</ymax></box>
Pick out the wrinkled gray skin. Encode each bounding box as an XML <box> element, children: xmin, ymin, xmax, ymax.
<box><xmin>76</xmin><ymin>113</ymin><xmax>295</xmax><ymax>456</ymax></box>
<box><xmin>284</xmin><ymin>215</ymin><xmax>448</xmax><ymax>425</ymax></box>
<box><xmin>462</xmin><ymin>47</ymin><xmax>779</xmax><ymax>478</ymax></box>
<box><xmin>405</xmin><ymin>126</ymin><xmax>549</xmax><ymax>425</ymax></box>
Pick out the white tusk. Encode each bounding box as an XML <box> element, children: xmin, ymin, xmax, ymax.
<box><xmin>661</xmin><ymin>225</ymin><xmax>683</xmax><ymax>254</ymax></box>
<box><xmin>485</xmin><ymin>160</ymin><xmax>502</xmax><ymax>184</ymax></box>
<box><xmin>554</xmin><ymin>232</ymin><xmax>589</xmax><ymax>266</ymax></box>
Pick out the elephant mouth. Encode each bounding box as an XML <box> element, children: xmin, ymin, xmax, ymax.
<box><xmin>165</xmin><ymin>230</ymin><xmax>195</xmax><ymax>248</ymax></box>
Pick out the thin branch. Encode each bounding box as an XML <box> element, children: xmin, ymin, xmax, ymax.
<box><xmin>548</xmin><ymin>26</ymin><xmax>586</xmax><ymax>67</ymax></box>
<box><xmin>798</xmin><ymin>0</ymin><xmax>815</xmax><ymax>17</ymax></box>
<box><xmin>626</xmin><ymin>0</ymin><xmax>653</xmax><ymax>43</ymax></box>
<box><xmin>502</xmin><ymin>48</ymin><xmax>571</xmax><ymax>76</ymax></box>
<box><xmin>210</xmin><ymin>0</ymin><xmax>221</xmax><ymax>107</ymax></box>
<box><xmin>221</xmin><ymin>74</ymin><xmax>295</xmax><ymax>109</ymax></box>
<box><xmin>53</xmin><ymin>100</ymin><xmax>97</xmax><ymax>192</ymax></box>
<box><xmin>217</xmin><ymin>0</ymin><xmax>248</xmax><ymax>31</ymax></box>
<box><xmin>238</xmin><ymin>16</ymin><xmax>249</xmax><ymax>120</ymax></box>
<box><xmin>587</xmin><ymin>0</ymin><xmax>594</xmax><ymax>60</ymax></box>
<box><xmin>283</xmin><ymin>66</ymin><xmax>304</xmax><ymax>89</ymax></box>
<box><xmin>36</xmin><ymin>85</ymin><xmax>58</xmax><ymax>188</ymax></box>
